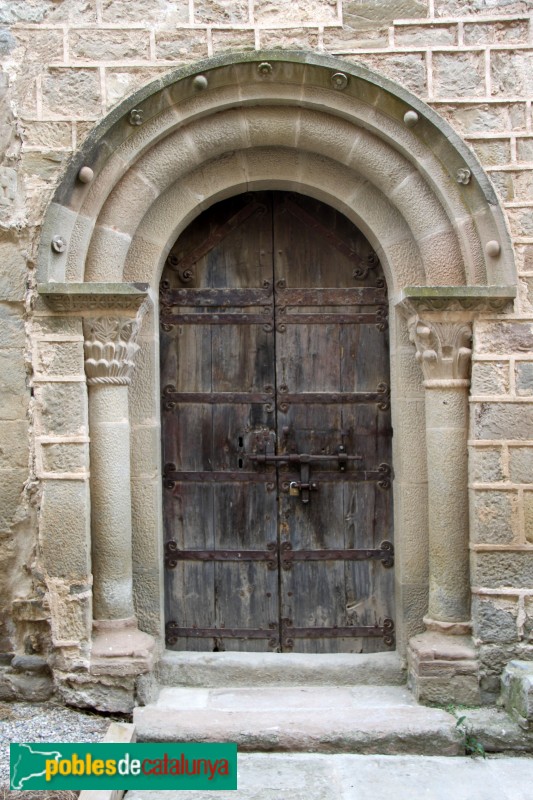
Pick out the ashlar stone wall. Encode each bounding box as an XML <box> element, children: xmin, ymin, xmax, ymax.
<box><xmin>1</xmin><ymin>0</ymin><xmax>533</xmax><ymax>704</ymax></box>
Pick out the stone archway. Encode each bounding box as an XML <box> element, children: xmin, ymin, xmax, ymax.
<box><xmin>36</xmin><ymin>51</ymin><xmax>516</xmax><ymax>710</ymax></box>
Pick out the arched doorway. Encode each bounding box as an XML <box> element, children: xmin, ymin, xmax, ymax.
<box><xmin>160</xmin><ymin>191</ymin><xmax>394</xmax><ymax>653</ymax></box>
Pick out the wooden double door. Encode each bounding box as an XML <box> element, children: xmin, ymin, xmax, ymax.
<box><xmin>160</xmin><ymin>192</ymin><xmax>394</xmax><ymax>653</ymax></box>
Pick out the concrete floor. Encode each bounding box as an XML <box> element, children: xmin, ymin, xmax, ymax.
<box><xmin>126</xmin><ymin>753</ymin><xmax>533</xmax><ymax>799</ymax></box>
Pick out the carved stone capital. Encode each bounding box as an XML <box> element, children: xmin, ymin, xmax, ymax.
<box><xmin>408</xmin><ymin>317</ymin><xmax>473</xmax><ymax>387</ymax></box>
<box><xmin>83</xmin><ymin>313</ymin><xmax>144</xmax><ymax>386</ymax></box>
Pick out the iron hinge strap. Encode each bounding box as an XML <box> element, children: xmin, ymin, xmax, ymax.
<box><xmin>165</xmin><ymin>540</ymin><xmax>278</xmax><ymax>569</ymax></box>
<box><xmin>164</xmin><ymin>540</ymin><xmax>393</xmax><ymax>569</ymax></box>
<box><xmin>165</xmin><ymin>623</ymin><xmax>279</xmax><ymax>647</ymax></box>
<box><xmin>281</xmin><ymin>618</ymin><xmax>395</xmax><ymax>648</ymax></box>
<box><xmin>281</xmin><ymin>541</ymin><xmax>394</xmax><ymax>569</ymax></box>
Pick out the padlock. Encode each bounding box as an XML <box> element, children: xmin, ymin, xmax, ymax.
<box><xmin>289</xmin><ymin>481</ymin><xmax>300</xmax><ymax>496</ymax></box>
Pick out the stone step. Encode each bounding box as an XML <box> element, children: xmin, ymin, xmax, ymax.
<box><xmin>156</xmin><ymin>650</ymin><xmax>405</xmax><ymax>688</ymax></box>
<box><xmin>134</xmin><ymin>685</ymin><xmax>462</xmax><ymax>755</ymax></box>
<box><xmin>125</xmin><ymin>753</ymin><xmax>533</xmax><ymax>800</ymax></box>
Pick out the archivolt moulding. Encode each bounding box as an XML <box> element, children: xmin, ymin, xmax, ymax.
<box><xmin>37</xmin><ymin>50</ymin><xmax>516</xmax><ymax>297</ymax></box>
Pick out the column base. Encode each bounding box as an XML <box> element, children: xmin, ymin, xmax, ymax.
<box><xmin>55</xmin><ymin>618</ymin><xmax>156</xmax><ymax>713</ymax></box>
<box><xmin>408</xmin><ymin>631</ymin><xmax>481</xmax><ymax>707</ymax></box>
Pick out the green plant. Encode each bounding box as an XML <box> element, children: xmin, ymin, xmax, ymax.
<box><xmin>446</xmin><ymin>705</ymin><xmax>486</xmax><ymax>759</ymax></box>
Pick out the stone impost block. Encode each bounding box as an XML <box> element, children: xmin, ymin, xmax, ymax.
<box><xmin>501</xmin><ymin>660</ymin><xmax>533</xmax><ymax>730</ymax></box>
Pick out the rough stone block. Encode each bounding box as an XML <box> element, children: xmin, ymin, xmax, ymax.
<box><xmin>491</xmin><ymin>50</ymin><xmax>533</xmax><ymax>98</ymax></box>
<box><xmin>472</xmin><ymin>596</ymin><xmax>519</xmax><ymax>643</ymax></box>
<box><xmin>0</xmin><ymin>420</ymin><xmax>28</xmax><ymax>469</ymax></box>
<box><xmin>344</xmin><ymin>0</ymin><xmax>428</xmax><ymax>29</ymax></box>
<box><xmin>436</xmin><ymin>102</ymin><xmax>525</xmax><ymax>134</ymax></box>
<box><xmin>40</xmin><ymin>442</ymin><xmax>89</xmax><ymax>474</ymax></box>
<box><xmin>509</xmin><ymin>448</ymin><xmax>533</xmax><ymax>484</ymax></box>
<box><xmin>104</xmin><ymin>67</ymin><xmax>168</xmax><ymax>108</ymax></box>
<box><xmin>194</xmin><ymin>0</ymin><xmax>249</xmax><ymax>23</ymax></box>
<box><xmin>0</xmin><ymin>302</ymin><xmax>25</xmax><ymax>348</ymax></box>
<box><xmin>42</xmin><ymin>68</ymin><xmax>101</xmax><ymax>118</ymax></box>
<box><xmin>12</xmin><ymin>26</ymin><xmax>64</xmax><ymax>63</ymax></box>
<box><xmin>131</xmin><ymin>424</ymin><xmax>160</xmax><ymax>478</ymax></box>
<box><xmin>0</xmin><ymin>349</ymin><xmax>28</xmax><ymax>421</ymax></box>
<box><xmin>34</xmin><ymin>341</ymin><xmax>84</xmax><ymax>378</ymax></box>
<box><xmin>472</xmin><ymin>551</ymin><xmax>533</xmax><ymax>589</ymax></box>
<box><xmin>472</xmin><ymin>403</ymin><xmax>533</xmax><ymax>439</ymax></box>
<box><xmin>46</xmin><ymin>0</ymin><xmax>98</xmax><ymax>23</ymax></box>
<box><xmin>517</xmin><ymin>138</ymin><xmax>533</xmax><ymax>163</ymax></box>
<box><xmin>212</xmin><ymin>29</ymin><xmax>255</xmax><ymax>53</ymax></box>
<box><xmin>351</xmin><ymin>53</ymin><xmax>426</xmax><ymax>96</ymax></box>
<box><xmin>32</xmin><ymin>316</ymin><xmax>83</xmax><ymax>338</ymax></box>
<box><xmin>464</xmin><ymin>20</ymin><xmax>529</xmax><ymax>45</ymax></box>
<box><xmin>524</xmin><ymin>492</ymin><xmax>533</xmax><ymax>545</ymax></box>
<box><xmin>435</xmin><ymin>0</ymin><xmax>531</xmax><ymax>14</ymax></box>
<box><xmin>501</xmin><ymin>660</ymin><xmax>533</xmax><ymax>729</ymax></box>
<box><xmin>516</xmin><ymin>363</ymin><xmax>533</xmax><ymax>397</ymax></box>
<box><xmin>0</xmin><ymin>468</ymin><xmax>27</xmax><ymax>532</ymax></box>
<box><xmin>475</xmin><ymin>321</ymin><xmax>533</xmax><ymax>356</ymax></box>
<box><xmin>471</xmin><ymin>139</ymin><xmax>512</xmax><ymax>167</ymax></box>
<box><xmin>254</xmin><ymin>0</ymin><xmax>337</xmax><ymax>24</ymax></box>
<box><xmin>0</xmin><ymin>239</ymin><xmax>27</xmax><ymax>302</ymax></box>
<box><xmin>0</xmin><ymin>668</ymin><xmax>53</xmax><ymax>702</ymax></box>
<box><xmin>21</xmin><ymin>120</ymin><xmax>72</xmax><ymax>149</ymax></box>
<box><xmin>154</xmin><ymin>30</ymin><xmax>209</xmax><ymax>62</ymax></box>
<box><xmin>69</xmin><ymin>28</ymin><xmax>150</xmax><ymax>61</ymax></box>
<box><xmin>47</xmin><ymin>577</ymin><xmax>92</xmax><ymax>646</ymax></box>
<box><xmin>433</xmin><ymin>52</ymin><xmax>485</xmax><ymax>98</ymax></box>
<box><xmin>488</xmin><ymin>170</ymin><xmax>514</xmax><ymax>203</ymax></box>
<box><xmin>508</xmin><ymin>207</ymin><xmax>533</xmax><ymax>238</ymax></box>
<box><xmin>260</xmin><ymin>28</ymin><xmax>319</xmax><ymax>50</ymax></box>
<box><xmin>323</xmin><ymin>25</ymin><xmax>388</xmax><ymax>50</ymax></box>
<box><xmin>55</xmin><ymin>670</ymin><xmax>136</xmax><ymax>713</ymax></box>
<box><xmin>469</xmin><ymin>447</ymin><xmax>504</xmax><ymax>483</ymax></box>
<box><xmin>526</xmin><ymin>597</ymin><xmax>533</xmax><ymax>641</ymax></box>
<box><xmin>395</xmin><ymin>24</ymin><xmax>457</xmax><ymax>46</ymax></box>
<box><xmin>101</xmin><ymin>0</ymin><xmax>188</xmax><ymax>24</ymax></box>
<box><xmin>40</xmin><ymin>479</ymin><xmax>91</xmax><ymax>579</ymax></box>
<box><xmin>34</xmin><ymin>382</ymin><xmax>88</xmax><ymax>436</ymax></box>
<box><xmin>471</xmin><ymin>361</ymin><xmax>510</xmax><ymax>395</ymax></box>
<box><xmin>471</xmin><ymin>490</ymin><xmax>517</xmax><ymax>545</ymax></box>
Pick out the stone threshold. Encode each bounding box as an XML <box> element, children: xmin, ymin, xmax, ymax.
<box><xmin>154</xmin><ymin>650</ymin><xmax>406</xmax><ymax>688</ymax></box>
